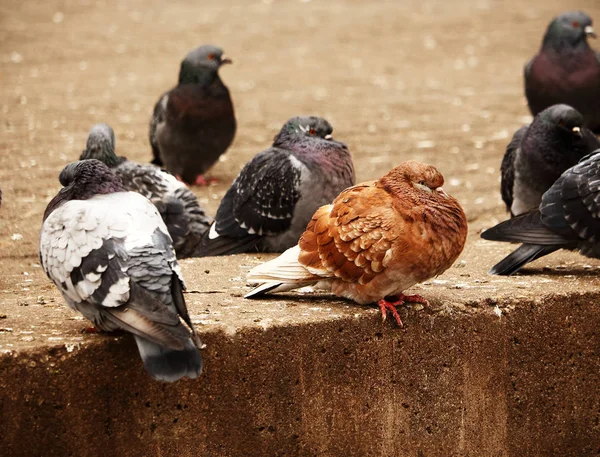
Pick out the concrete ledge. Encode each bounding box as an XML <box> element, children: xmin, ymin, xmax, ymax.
<box><xmin>2</xmin><ymin>246</ymin><xmax>600</xmax><ymax>457</ymax></box>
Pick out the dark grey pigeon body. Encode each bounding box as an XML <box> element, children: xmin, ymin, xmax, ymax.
<box><xmin>149</xmin><ymin>45</ymin><xmax>236</xmax><ymax>185</ymax></box>
<box><xmin>81</xmin><ymin>123</ymin><xmax>212</xmax><ymax>258</ymax></box>
<box><xmin>483</xmin><ymin>150</ymin><xmax>600</xmax><ymax>275</ymax></box>
<box><xmin>501</xmin><ymin>104</ymin><xmax>600</xmax><ymax>216</ymax></box>
<box><xmin>525</xmin><ymin>11</ymin><xmax>600</xmax><ymax>132</ymax></box>
<box><xmin>39</xmin><ymin>159</ymin><xmax>203</xmax><ymax>382</ymax></box>
<box><xmin>195</xmin><ymin>116</ymin><xmax>355</xmax><ymax>257</ymax></box>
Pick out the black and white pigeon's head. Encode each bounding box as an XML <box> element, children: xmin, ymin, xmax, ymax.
<box><xmin>178</xmin><ymin>45</ymin><xmax>232</xmax><ymax>85</ymax></box>
<box><xmin>543</xmin><ymin>11</ymin><xmax>596</xmax><ymax>50</ymax></box>
<box><xmin>44</xmin><ymin>160</ymin><xmax>125</xmax><ymax>220</ymax></box>
<box><xmin>80</xmin><ymin>123</ymin><xmax>122</xmax><ymax>167</ymax></box>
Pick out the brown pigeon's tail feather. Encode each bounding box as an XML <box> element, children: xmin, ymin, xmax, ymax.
<box><xmin>245</xmin><ymin>245</ymin><xmax>320</xmax><ymax>298</ymax></box>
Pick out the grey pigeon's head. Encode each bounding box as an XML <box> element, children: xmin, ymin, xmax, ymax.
<box><xmin>277</xmin><ymin>116</ymin><xmax>335</xmax><ymax>140</ymax></box>
<box><xmin>535</xmin><ymin>104</ymin><xmax>585</xmax><ymax>136</ymax></box>
<box><xmin>59</xmin><ymin>159</ymin><xmax>124</xmax><ymax>192</ymax></box>
<box><xmin>178</xmin><ymin>45</ymin><xmax>232</xmax><ymax>85</ymax></box>
<box><xmin>543</xmin><ymin>11</ymin><xmax>596</xmax><ymax>49</ymax></box>
<box><xmin>80</xmin><ymin>123</ymin><xmax>121</xmax><ymax>167</ymax></box>
<box><xmin>44</xmin><ymin>160</ymin><xmax>125</xmax><ymax>221</ymax></box>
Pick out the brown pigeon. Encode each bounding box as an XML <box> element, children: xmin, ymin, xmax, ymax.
<box><xmin>245</xmin><ymin>161</ymin><xmax>468</xmax><ymax>326</ymax></box>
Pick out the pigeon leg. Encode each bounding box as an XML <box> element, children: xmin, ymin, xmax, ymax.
<box><xmin>378</xmin><ymin>294</ymin><xmax>430</xmax><ymax>327</ymax></box>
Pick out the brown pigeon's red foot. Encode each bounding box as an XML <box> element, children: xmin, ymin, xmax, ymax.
<box><xmin>378</xmin><ymin>294</ymin><xmax>430</xmax><ymax>327</ymax></box>
<box><xmin>193</xmin><ymin>175</ymin><xmax>217</xmax><ymax>186</ymax></box>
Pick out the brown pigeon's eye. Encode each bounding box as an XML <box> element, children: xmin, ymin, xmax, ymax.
<box><xmin>558</xmin><ymin>120</ymin><xmax>565</xmax><ymax>127</ymax></box>
<box><xmin>207</xmin><ymin>53</ymin><xmax>215</xmax><ymax>60</ymax></box>
<box><xmin>572</xmin><ymin>21</ymin><xmax>580</xmax><ymax>28</ymax></box>
<box><xmin>309</xmin><ymin>128</ymin><xmax>317</xmax><ymax>135</ymax></box>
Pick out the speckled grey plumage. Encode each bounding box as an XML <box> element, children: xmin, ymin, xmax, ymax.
<box><xmin>149</xmin><ymin>45</ymin><xmax>236</xmax><ymax>184</ymax></box>
<box><xmin>195</xmin><ymin>116</ymin><xmax>355</xmax><ymax>256</ymax></box>
<box><xmin>81</xmin><ymin>123</ymin><xmax>212</xmax><ymax>258</ymax></box>
<box><xmin>500</xmin><ymin>104</ymin><xmax>600</xmax><ymax>216</ymax></box>
<box><xmin>40</xmin><ymin>159</ymin><xmax>203</xmax><ymax>382</ymax></box>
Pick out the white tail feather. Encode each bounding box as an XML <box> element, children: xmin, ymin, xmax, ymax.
<box><xmin>245</xmin><ymin>245</ymin><xmax>320</xmax><ymax>298</ymax></box>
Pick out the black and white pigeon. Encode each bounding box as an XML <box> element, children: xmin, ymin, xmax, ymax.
<box><xmin>483</xmin><ymin>150</ymin><xmax>600</xmax><ymax>275</ymax></box>
<box><xmin>525</xmin><ymin>11</ymin><xmax>600</xmax><ymax>132</ymax></box>
<box><xmin>39</xmin><ymin>159</ymin><xmax>203</xmax><ymax>382</ymax></box>
<box><xmin>149</xmin><ymin>44</ymin><xmax>236</xmax><ymax>185</ymax></box>
<box><xmin>195</xmin><ymin>116</ymin><xmax>355</xmax><ymax>257</ymax></box>
<box><xmin>81</xmin><ymin>123</ymin><xmax>212</xmax><ymax>258</ymax></box>
<box><xmin>501</xmin><ymin>104</ymin><xmax>600</xmax><ymax>217</ymax></box>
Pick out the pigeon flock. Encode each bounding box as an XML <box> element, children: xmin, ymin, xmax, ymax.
<box><xmin>29</xmin><ymin>10</ymin><xmax>600</xmax><ymax>381</ymax></box>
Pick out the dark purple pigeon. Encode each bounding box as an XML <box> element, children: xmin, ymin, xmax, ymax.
<box><xmin>149</xmin><ymin>45</ymin><xmax>236</xmax><ymax>186</ymax></box>
<box><xmin>525</xmin><ymin>11</ymin><xmax>600</xmax><ymax>132</ymax></box>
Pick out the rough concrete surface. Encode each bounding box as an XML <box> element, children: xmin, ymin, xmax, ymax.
<box><xmin>2</xmin><ymin>0</ymin><xmax>600</xmax><ymax>456</ymax></box>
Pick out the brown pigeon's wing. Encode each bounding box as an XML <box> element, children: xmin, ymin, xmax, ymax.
<box><xmin>298</xmin><ymin>182</ymin><xmax>401</xmax><ymax>284</ymax></box>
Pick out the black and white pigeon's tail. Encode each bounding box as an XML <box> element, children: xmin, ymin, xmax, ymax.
<box><xmin>134</xmin><ymin>336</ymin><xmax>203</xmax><ymax>383</ymax></box>
<box><xmin>488</xmin><ymin>244</ymin><xmax>560</xmax><ymax>276</ymax></box>
<box><xmin>245</xmin><ymin>245</ymin><xmax>321</xmax><ymax>298</ymax></box>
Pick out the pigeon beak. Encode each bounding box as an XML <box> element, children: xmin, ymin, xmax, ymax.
<box><xmin>324</xmin><ymin>134</ymin><xmax>333</xmax><ymax>140</ymax></box>
<box><xmin>436</xmin><ymin>187</ymin><xmax>449</xmax><ymax>198</ymax></box>
<box><xmin>572</xmin><ymin>126</ymin><xmax>583</xmax><ymax>137</ymax></box>
<box><xmin>584</xmin><ymin>25</ymin><xmax>597</xmax><ymax>38</ymax></box>
<box><xmin>220</xmin><ymin>55</ymin><xmax>233</xmax><ymax>65</ymax></box>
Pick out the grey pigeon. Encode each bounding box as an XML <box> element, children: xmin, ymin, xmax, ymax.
<box><xmin>195</xmin><ymin>116</ymin><xmax>355</xmax><ymax>256</ymax></box>
<box><xmin>39</xmin><ymin>159</ymin><xmax>203</xmax><ymax>382</ymax></box>
<box><xmin>483</xmin><ymin>150</ymin><xmax>600</xmax><ymax>275</ymax></box>
<box><xmin>149</xmin><ymin>45</ymin><xmax>236</xmax><ymax>185</ymax></box>
<box><xmin>81</xmin><ymin>123</ymin><xmax>212</xmax><ymax>258</ymax></box>
<box><xmin>525</xmin><ymin>11</ymin><xmax>600</xmax><ymax>132</ymax></box>
<box><xmin>501</xmin><ymin>104</ymin><xmax>600</xmax><ymax>216</ymax></box>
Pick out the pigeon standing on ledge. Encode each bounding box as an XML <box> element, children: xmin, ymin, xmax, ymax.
<box><xmin>149</xmin><ymin>45</ymin><xmax>236</xmax><ymax>185</ymax></box>
<box><xmin>39</xmin><ymin>159</ymin><xmax>203</xmax><ymax>382</ymax></box>
<box><xmin>195</xmin><ymin>116</ymin><xmax>355</xmax><ymax>257</ymax></box>
<box><xmin>501</xmin><ymin>104</ymin><xmax>600</xmax><ymax>216</ymax></box>
<box><xmin>81</xmin><ymin>123</ymin><xmax>212</xmax><ymax>258</ymax></box>
<box><xmin>525</xmin><ymin>11</ymin><xmax>600</xmax><ymax>132</ymax></box>
<box><xmin>483</xmin><ymin>150</ymin><xmax>600</xmax><ymax>275</ymax></box>
<box><xmin>246</xmin><ymin>160</ymin><xmax>468</xmax><ymax>327</ymax></box>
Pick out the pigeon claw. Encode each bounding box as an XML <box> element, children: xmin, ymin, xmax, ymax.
<box><xmin>193</xmin><ymin>175</ymin><xmax>217</xmax><ymax>186</ymax></box>
<box><xmin>81</xmin><ymin>326</ymin><xmax>99</xmax><ymax>334</ymax></box>
<box><xmin>378</xmin><ymin>293</ymin><xmax>430</xmax><ymax>327</ymax></box>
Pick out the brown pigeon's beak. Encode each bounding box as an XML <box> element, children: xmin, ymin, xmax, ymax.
<box><xmin>436</xmin><ymin>187</ymin><xmax>449</xmax><ymax>199</ymax></box>
<box><xmin>585</xmin><ymin>25</ymin><xmax>597</xmax><ymax>38</ymax></box>
<box><xmin>572</xmin><ymin>126</ymin><xmax>583</xmax><ymax>137</ymax></box>
<box><xmin>220</xmin><ymin>55</ymin><xmax>233</xmax><ymax>65</ymax></box>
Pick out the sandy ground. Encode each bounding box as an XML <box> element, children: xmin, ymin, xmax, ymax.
<box><xmin>2</xmin><ymin>0</ymin><xmax>600</xmax><ymax>349</ymax></box>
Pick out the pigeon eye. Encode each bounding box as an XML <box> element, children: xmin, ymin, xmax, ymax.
<box><xmin>558</xmin><ymin>120</ymin><xmax>565</xmax><ymax>127</ymax></box>
<box><xmin>207</xmin><ymin>53</ymin><xmax>215</xmax><ymax>60</ymax></box>
<box><xmin>572</xmin><ymin>21</ymin><xmax>580</xmax><ymax>28</ymax></box>
<box><xmin>309</xmin><ymin>128</ymin><xmax>317</xmax><ymax>135</ymax></box>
